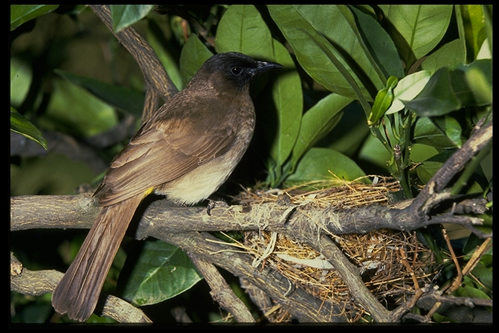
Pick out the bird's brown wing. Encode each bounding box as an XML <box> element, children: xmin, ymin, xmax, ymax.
<box><xmin>95</xmin><ymin>94</ymin><xmax>241</xmax><ymax>207</ymax></box>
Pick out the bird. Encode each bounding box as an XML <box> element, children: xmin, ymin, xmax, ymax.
<box><xmin>51</xmin><ymin>52</ymin><xmax>282</xmax><ymax>322</ymax></box>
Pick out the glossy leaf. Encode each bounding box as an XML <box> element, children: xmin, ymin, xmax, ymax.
<box><xmin>215</xmin><ymin>5</ymin><xmax>273</xmax><ymax>59</ymax></box>
<box><xmin>266</xmin><ymin>40</ymin><xmax>302</xmax><ymax>177</ymax></box>
<box><xmin>349</xmin><ymin>5</ymin><xmax>404</xmax><ymax>79</ymax></box>
<box><xmin>289</xmin><ymin>94</ymin><xmax>352</xmax><ymax>173</ymax></box>
<box><xmin>432</xmin><ymin>115</ymin><xmax>463</xmax><ymax>148</ymax></box>
<box><xmin>10</xmin><ymin>4</ymin><xmax>59</xmax><ymax>31</ymax></box>
<box><xmin>416</xmin><ymin>161</ymin><xmax>443</xmax><ymax>184</ymax></box>
<box><xmin>357</xmin><ymin>134</ymin><xmax>392</xmax><ymax>172</ymax></box>
<box><xmin>379</xmin><ymin>5</ymin><xmax>453</xmax><ymax>67</ymax></box>
<box><xmin>285</xmin><ymin>148</ymin><xmax>367</xmax><ymax>187</ymax></box>
<box><xmin>179</xmin><ymin>35</ymin><xmax>213</xmax><ymax>84</ymax></box>
<box><xmin>301</xmin><ymin>28</ymin><xmax>372</xmax><ymax>117</ymax></box>
<box><xmin>404</xmin><ymin>59</ymin><xmax>491</xmax><ymax>117</ymax></box>
<box><xmin>460</xmin><ymin>5</ymin><xmax>488</xmax><ymax>61</ymax></box>
<box><xmin>413</xmin><ymin>117</ymin><xmax>459</xmax><ymax>149</ymax></box>
<box><xmin>122</xmin><ymin>240</ymin><xmax>202</xmax><ymax>306</ymax></box>
<box><xmin>269</xmin><ymin>5</ymin><xmax>386</xmax><ymax>101</ymax></box>
<box><xmin>110</xmin><ymin>5</ymin><xmax>155</xmax><ymax>32</ymax></box>
<box><xmin>10</xmin><ymin>107</ymin><xmax>48</xmax><ymax>150</ymax></box>
<box><xmin>421</xmin><ymin>39</ymin><xmax>465</xmax><ymax>73</ymax></box>
<box><xmin>403</xmin><ymin>67</ymin><xmax>463</xmax><ymax>117</ymax></box>
<box><xmin>457</xmin><ymin>284</ymin><xmax>491</xmax><ymax>300</ymax></box>
<box><xmin>385</xmin><ymin>70</ymin><xmax>431</xmax><ymax>114</ymax></box>
<box><xmin>55</xmin><ymin>69</ymin><xmax>145</xmax><ymax>117</ymax></box>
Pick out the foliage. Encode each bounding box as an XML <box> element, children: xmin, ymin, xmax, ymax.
<box><xmin>10</xmin><ymin>5</ymin><xmax>492</xmax><ymax>323</ymax></box>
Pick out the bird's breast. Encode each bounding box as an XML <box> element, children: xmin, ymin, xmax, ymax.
<box><xmin>156</xmin><ymin>112</ymin><xmax>255</xmax><ymax>205</ymax></box>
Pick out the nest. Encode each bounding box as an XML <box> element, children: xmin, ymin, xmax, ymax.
<box><xmin>233</xmin><ymin>176</ymin><xmax>438</xmax><ymax>323</ymax></box>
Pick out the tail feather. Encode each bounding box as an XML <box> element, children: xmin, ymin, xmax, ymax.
<box><xmin>52</xmin><ymin>194</ymin><xmax>142</xmax><ymax>321</ymax></box>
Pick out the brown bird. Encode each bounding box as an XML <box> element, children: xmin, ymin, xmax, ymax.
<box><xmin>51</xmin><ymin>52</ymin><xmax>282</xmax><ymax>321</ymax></box>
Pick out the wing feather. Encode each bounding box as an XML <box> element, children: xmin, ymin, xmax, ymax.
<box><xmin>95</xmin><ymin>91</ymin><xmax>242</xmax><ymax>206</ymax></box>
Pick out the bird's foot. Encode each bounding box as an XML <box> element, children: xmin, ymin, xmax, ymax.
<box><xmin>206</xmin><ymin>196</ymin><xmax>229</xmax><ymax>216</ymax></box>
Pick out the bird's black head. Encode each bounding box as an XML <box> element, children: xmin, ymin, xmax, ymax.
<box><xmin>200</xmin><ymin>52</ymin><xmax>283</xmax><ymax>91</ymax></box>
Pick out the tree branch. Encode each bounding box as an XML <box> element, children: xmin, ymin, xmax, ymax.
<box><xmin>188</xmin><ymin>254</ymin><xmax>256</xmax><ymax>322</ymax></box>
<box><xmin>10</xmin><ymin>253</ymin><xmax>152</xmax><ymax>323</ymax></box>
<box><xmin>88</xmin><ymin>5</ymin><xmax>179</xmax><ymax>122</ymax></box>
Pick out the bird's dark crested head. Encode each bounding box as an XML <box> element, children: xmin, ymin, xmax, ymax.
<box><xmin>199</xmin><ymin>52</ymin><xmax>283</xmax><ymax>90</ymax></box>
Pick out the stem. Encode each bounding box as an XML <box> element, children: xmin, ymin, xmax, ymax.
<box><xmin>450</xmin><ymin>138</ymin><xmax>492</xmax><ymax>196</ymax></box>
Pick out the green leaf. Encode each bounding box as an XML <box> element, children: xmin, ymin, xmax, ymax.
<box><xmin>40</xmin><ymin>77</ymin><xmax>118</xmax><ymax>137</ymax></box>
<box><xmin>10</xmin><ymin>5</ymin><xmax>59</xmax><ymax>31</ymax></box>
<box><xmin>10</xmin><ymin>57</ymin><xmax>32</xmax><ymax>107</ymax></box>
<box><xmin>269</xmin><ymin>5</ymin><xmax>385</xmax><ymax>101</ymax></box>
<box><xmin>11</xmin><ymin>153</ymin><xmax>95</xmax><ymax>196</ymax></box>
<box><xmin>421</xmin><ymin>39</ymin><xmax>466</xmax><ymax>73</ymax></box>
<box><xmin>110</xmin><ymin>5</ymin><xmax>155</xmax><ymax>32</ymax></box>
<box><xmin>147</xmin><ymin>19</ymin><xmax>183</xmax><ymax>90</ymax></box>
<box><xmin>349</xmin><ymin>6</ymin><xmax>404</xmax><ymax>79</ymax></box>
<box><xmin>456</xmin><ymin>285</ymin><xmax>491</xmax><ymax>300</ymax></box>
<box><xmin>215</xmin><ymin>5</ymin><xmax>273</xmax><ymax>59</ymax></box>
<box><xmin>416</xmin><ymin>160</ymin><xmax>443</xmax><ymax>184</ymax></box>
<box><xmin>265</xmin><ymin>40</ymin><xmax>302</xmax><ymax>182</ymax></box>
<box><xmin>403</xmin><ymin>67</ymin><xmax>463</xmax><ymax>117</ymax></box>
<box><xmin>285</xmin><ymin>148</ymin><xmax>367</xmax><ymax>187</ymax></box>
<box><xmin>471</xmin><ymin>262</ymin><xmax>492</xmax><ymax>291</ymax></box>
<box><xmin>432</xmin><ymin>115</ymin><xmax>463</xmax><ymax>148</ymax></box>
<box><xmin>358</xmin><ymin>133</ymin><xmax>392</xmax><ymax>172</ymax></box>
<box><xmin>368</xmin><ymin>76</ymin><xmax>398</xmax><ymax>125</ymax></box>
<box><xmin>379</xmin><ymin>5</ymin><xmax>453</xmax><ymax>68</ymax></box>
<box><xmin>179</xmin><ymin>35</ymin><xmax>213</xmax><ymax>85</ymax></box>
<box><xmin>414</xmin><ymin>117</ymin><xmax>459</xmax><ymax>148</ymax></box>
<box><xmin>404</xmin><ymin>60</ymin><xmax>491</xmax><ymax>117</ymax></box>
<box><xmin>122</xmin><ymin>240</ymin><xmax>202</xmax><ymax>306</ymax></box>
<box><xmin>459</xmin><ymin>59</ymin><xmax>492</xmax><ymax>106</ymax></box>
<box><xmin>460</xmin><ymin>5</ymin><xmax>488</xmax><ymax>61</ymax></box>
<box><xmin>415</xmin><ymin>150</ymin><xmax>457</xmax><ymax>184</ymax></box>
<box><xmin>10</xmin><ymin>107</ymin><xmax>47</xmax><ymax>150</ymax></box>
<box><xmin>463</xmin><ymin>233</ymin><xmax>492</xmax><ymax>255</ymax></box>
<box><xmin>55</xmin><ymin>69</ymin><xmax>144</xmax><ymax>117</ymax></box>
<box><xmin>385</xmin><ymin>70</ymin><xmax>431</xmax><ymax>114</ymax></box>
<box><xmin>289</xmin><ymin>94</ymin><xmax>353</xmax><ymax>173</ymax></box>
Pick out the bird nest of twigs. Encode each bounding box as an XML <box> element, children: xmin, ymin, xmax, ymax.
<box><xmin>232</xmin><ymin>176</ymin><xmax>438</xmax><ymax>323</ymax></box>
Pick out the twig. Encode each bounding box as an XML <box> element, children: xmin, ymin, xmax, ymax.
<box><xmin>10</xmin><ymin>253</ymin><xmax>152</xmax><ymax>323</ymax></box>
<box><xmin>315</xmin><ymin>235</ymin><xmax>391</xmax><ymax>322</ymax></box>
<box><xmin>188</xmin><ymin>254</ymin><xmax>256</xmax><ymax>322</ymax></box>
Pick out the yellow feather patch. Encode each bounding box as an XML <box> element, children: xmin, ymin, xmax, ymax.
<box><xmin>143</xmin><ymin>187</ymin><xmax>155</xmax><ymax>198</ymax></box>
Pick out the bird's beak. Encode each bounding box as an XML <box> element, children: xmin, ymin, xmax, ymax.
<box><xmin>252</xmin><ymin>61</ymin><xmax>283</xmax><ymax>77</ymax></box>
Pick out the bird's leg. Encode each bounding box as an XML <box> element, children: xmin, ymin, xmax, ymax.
<box><xmin>206</xmin><ymin>195</ymin><xmax>229</xmax><ymax>216</ymax></box>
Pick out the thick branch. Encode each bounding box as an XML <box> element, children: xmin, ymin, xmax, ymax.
<box><xmin>11</xmin><ymin>190</ymin><xmax>489</xmax><ymax>323</ymax></box>
<box><xmin>10</xmin><ymin>193</ymin><xmax>489</xmax><ymax>237</ymax></box>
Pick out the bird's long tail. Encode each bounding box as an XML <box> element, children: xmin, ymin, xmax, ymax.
<box><xmin>52</xmin><ymin>194</ymin><xmax>143</xmax><ymax>321</ymax></box>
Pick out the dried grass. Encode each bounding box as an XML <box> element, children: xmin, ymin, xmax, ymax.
<box><xmin>232</xmin><ymin>176</ymin><xmax>438</xmax><ymax>322</ymax></box>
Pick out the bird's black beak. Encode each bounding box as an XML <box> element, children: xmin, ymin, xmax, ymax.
<box><xmin>251</xmin><ymin>61</ymin><xmax>283</xmax><ymax>77</ymax></box>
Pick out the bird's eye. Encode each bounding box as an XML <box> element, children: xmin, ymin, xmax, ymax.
<box><xmin>231</xmin><ymin>66</ymin><xmax>243</xmax><ymax>76</ymax></box>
